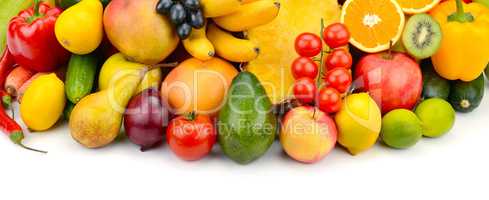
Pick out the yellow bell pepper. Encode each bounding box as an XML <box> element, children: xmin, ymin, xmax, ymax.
<box><xmin>430</xmin><ymin>0</ymin><xmax>489</xmax><ymax>81</ymax></box>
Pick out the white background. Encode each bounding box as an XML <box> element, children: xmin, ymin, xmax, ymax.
<box><xmin>1</xmin><ymin>86</ymin><xmax>488</xmax><ymax>200</ymax></box>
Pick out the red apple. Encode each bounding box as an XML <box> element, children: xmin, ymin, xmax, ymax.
<box><xmin>280</xmin><ymin>106</ymin><xmax>337</xmax><ymax>164</ymax></box>
<box><xmin>354</xmin><ymin>52</ymin><xmax>422</xmax><ymax>114</ymax></box>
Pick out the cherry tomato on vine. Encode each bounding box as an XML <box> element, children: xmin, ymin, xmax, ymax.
<box><xmin>295</xmin><ymin>33</ymin><xmax>322</xmax><ymax>57</ymax></box>
<box><xmin>324</xmin><ymin>48</ymin><xmax>352</xmax><ymax>70</ymax></box>
<box><xmin>291</xmin><ymin>57</ymin><xmax>319</xmax><ymax>79</ymax></box>
<box><xmin>167</xmin><ymin>113</ymin><xmax>216</xmax><ymax>161</ymax></box>
<box><xmin>324</xmin><ymin>68</ymin><xmax>352</xmax><ymax>93</ymax></box>
<box><xmin>322</xmin><ymin>23</ymin><xmax>350</xmax><ymax>49</ymax></box>
<box><xmin>317</xmin><ymin>87</ymin><xmax>342</xmax><ymax>114</ymax></box>
<box><xmin>293</xmin><ymin>77</ymin><xmax>317</xmax><ymax>104</ymax></box>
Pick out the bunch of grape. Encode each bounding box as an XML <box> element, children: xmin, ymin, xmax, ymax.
<box><xmin>156</xmin><ymin>0</ymin><xmax>205</xmax><ymax>39</ymax></box>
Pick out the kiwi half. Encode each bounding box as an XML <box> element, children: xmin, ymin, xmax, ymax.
<box><xmin>402</xmin><ymin>14</ymin><xmax>442</xmax><ymax>59</ymax></box>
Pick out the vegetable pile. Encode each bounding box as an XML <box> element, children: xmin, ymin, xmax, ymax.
<box><xmin>0</xmin><ymin>0</ymin><xmax>488</xmax><ymax>165</ymax></box>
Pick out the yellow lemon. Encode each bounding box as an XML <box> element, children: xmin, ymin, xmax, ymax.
<box><xmin>335</xmin><ymin>93</ymin><xmax>382</xmax><ymax>155</ymax></box>
<box><xmin>20</xmin><ymin>73</ymin><xmax>66</xmax><ymax>131</ymax></box>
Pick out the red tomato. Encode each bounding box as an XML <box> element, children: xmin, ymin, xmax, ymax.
<box><xmin>167</xmin><ymin>114</ymin><xmax>216</xmax><ymax>161</ymax></box>
<box><xmin>293</xmin><ymin>77</ymin><xmax>317</xmax><ymax>104</ymax></box>
<box><xmin>291</xmin><ymin>57</ymin><xmax>319</xmax><ymax>79</ymax></box>
<box><xmin>324</xmin><ymin>48</ymin><xmax>352</xmax><ymax>70</ymax></box>
<box><xmin>324</xmin><ymin>68</ymin><xmax>352</xmax><ymax>93</ymax></box>
<box><xmin>295</xmin><ymin>33</ymin><xmax>322</xmax><ymax>57</ymax></box>
<box><xmin>317</xmin><ymin>87</ymin><xmax>342</xmax><ymax>114</ymax></box>
<box><xmin>323</xmin><ymin>23</ymin><xmax>350</xmax><ymax>49</ymax></box>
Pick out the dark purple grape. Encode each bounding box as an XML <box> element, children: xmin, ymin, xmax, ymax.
<box><xmin>188</xmin><ymin>10</ymin><xmax>204</xmax><ymax>29</ymax></box>
<box><xmin>177</xmin><ymin>23</ymin><xmax>192</xmax><ymax>39</ymax></box>
<box><xmin>170</xmin><ymin>3</ymin><xmax>186</xmax><ymax>25</ymax></box>
<box><xmin>182</xmin><ymin>0</ymin><xmax>200</xmax><ymax>10</ymax></box>
<box><xmin>156</xmin><ymin>0</ymin><xmax>173</xmax><ymax>14</ymax></box>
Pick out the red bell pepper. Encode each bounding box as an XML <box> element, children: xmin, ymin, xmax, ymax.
<box><xmin>7</xmin><ymin>0</ymin><xmax>69</xmax><ymax>72</ymax></box>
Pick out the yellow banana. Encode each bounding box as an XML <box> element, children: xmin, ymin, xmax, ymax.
<box><xmin>213</xmin><ymin>0</ymin><xmax>280</xmax><ymax>32</ymax></box>
<box><xmin>183</xmin><ymin>25</ymin><xmax>215</xmax><ymax>61</ymax></box>
<box><xmin>200</xmin><ymin>0</ymin><xmax>242</xmax><ymax>18</ymax></box>
<box><xmin>242</xmin><ymin>0</ymin><xmax>258</xmax><ymax>3</ymax></box>
<box><xmin>207</xmin><ymin>23</ymin><xmax>259</xmax><ymax>62</ymax></box>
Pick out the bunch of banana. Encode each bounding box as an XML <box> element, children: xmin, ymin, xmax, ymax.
<box><xmin>182</xmin><ymin>0</ymin><xmax>280</xmax><ymax>62</ymax></box>
<box><xmin>213</xmin><ymin>0</ymin><xmax>280</xmax><ymax>32</ymax></box>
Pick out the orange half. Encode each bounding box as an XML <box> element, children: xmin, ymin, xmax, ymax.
<box><xmin>396</xmin><ymin>0</ymin><xmax>441</xmax><ymax>14</ymax></box>
<box><xmin>340</xmin><ymin>0</ymin><xmax>405</xmax><ymax>53</ymax></box>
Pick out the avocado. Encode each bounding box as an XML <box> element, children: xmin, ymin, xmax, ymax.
<box><xmin>421</xmin><ymin>60</ymin><xmax>450</xmax><ymax>100</ymax></box>
<box><xmin>449</xmin><ymin>74</ymin><xmax>485</xmax><ymax>113</ymax></box>
<box><xmin>218</xmin><ymin>72</ymin><xmax>277</xmax><ymax>164</ymax></box>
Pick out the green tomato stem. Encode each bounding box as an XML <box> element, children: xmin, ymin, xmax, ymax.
<box><xmin>317</xmin><ymin>18</ymin><xmax>325</xmax><ymax>89</ymax></box>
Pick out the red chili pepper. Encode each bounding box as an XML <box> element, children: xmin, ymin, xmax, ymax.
<box><xmin>0</xmin><ymin>48</ymin><xmax>16</xmax><ymax>88</ymax></box>
<box><xmin>0</xmin><ymin>94</ymin><xmax>46</xmax><ymax>153</ymax></box>
<box><xmin>0</xmin><ymin>90</ymin><xmax>11</xmax><ymax>109</ymax></box>
<box><xmin>7</xmin><ymin>0</ymin><xmax>69</xmax><ymax>72</ymax></box>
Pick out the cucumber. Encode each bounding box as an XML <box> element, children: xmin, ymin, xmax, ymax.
<box><xmin>421</xmin><ymin>60</ymin><xmax>450</xmax><ymax>100</ymax></box>
<box><xmin>63</xmin><ymin>101</ymin><xmax>75</xmax><ymax>121</ymax></box>
<box><xmin>56</xmin><ymin>0</ymin><xmax>110</xmax><ymax>9</ymax></box>
<box><xmin>65</xmin><ymin>53</ymin><xmax>98</xmax><ymax>104</ymax></box>
<box><xmin>449</xmin><ymin>74</ymin><xmax>485</xmax><ymax>113</ymax></box>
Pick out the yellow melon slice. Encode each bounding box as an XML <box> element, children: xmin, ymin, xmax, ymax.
<box><xmin>246</xmin><ymin>0</ymin><xmax>341</xmax><ymax>104</ymax></box>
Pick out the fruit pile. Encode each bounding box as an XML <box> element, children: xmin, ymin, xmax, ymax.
<box><xmin>0</xmin><ymin>0</ymin><xmax>488</xmax><ymax>164</ymax></box>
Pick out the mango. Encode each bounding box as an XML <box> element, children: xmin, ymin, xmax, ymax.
<box><xmin>103</xmin><ymin>0</ymin><xmax>179</xmax><ymax>64</ymax></box>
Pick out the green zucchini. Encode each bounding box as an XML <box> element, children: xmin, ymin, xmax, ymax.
<box><xmin>485</xmin><ymin>64</ymin><xmax>488</xmax><ymax>81</ymax></box>
<box><xmin>421</xmin><ymin>60</ymin><xmax>450</xmax><ymax>100</ymax></box>
<box><xmin>449</xmin><ymin>74</ymin><xmax>485</xmax><ymax>113</ymax></box>
<box><xmin>65</xmin><ymin>53</ymin><xmax>98</xmax><ymax>104</ymax></box>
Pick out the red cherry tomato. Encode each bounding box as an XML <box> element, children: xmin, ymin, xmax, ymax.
<box><xmin>291</xmin><ymin>57</ymin><xmax>319</xmax><ymax>79</ymax></box>
<box><xmin>322</xmin><ymin>23</ymin><xmax>350</xmax><ymax>49</ymax></box>
<box><xmin>293</xmin><ymin>77</ymin><xmax>317</xmax><ymax>104</ymax></box>
<box><xmin>295</xmin><ymin>33</ymin><xmax>322</xmax><ymax>57</ymax></box>
<box><xmin>324</xmin><ymin>48</ymin><xmax>352</xmax><ymax>70</ymax></box>
<box><xmin>324</xmin><ymin>68</ymin><xmax>352</xmax><ymax>93</ymax></box>
<box><xmin>167</xmin><ymin>114</ymin><xmax>216</xmax><ymax>161</ymax></box>
<box><xmin>317</xmin><ymin>87</ymin><xmax>342</xmax><ymax>114</ymax></box>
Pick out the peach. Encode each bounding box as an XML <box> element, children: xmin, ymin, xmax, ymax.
<box><xmin>280</xmin><ymin>106</ymin><xmax>337</xmax><ymax>163</ymax></box>
<box><xmin>103</xmin><ymin>0</ymin><xmax>179</xmax><ymax>64</ymax></box>
<box><xmin>160</xmin><ymin>58</ymin><xmax>238</xmax><ymax>115</ymax></box>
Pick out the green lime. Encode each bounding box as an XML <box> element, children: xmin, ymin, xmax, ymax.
<box><xmin>381</xmin><ymin>109</ymin><xmax>423</xmax><ymax>149</ymax></box>
<box><xmin>415</xmin><ymin>98</ymin><xmax>455</xmax><ymax>138</ymax></box>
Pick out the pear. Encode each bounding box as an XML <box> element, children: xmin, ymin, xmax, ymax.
<box><xmin>98</xmin><ymin>53</ymin><xmax>162</xmax><ymax>94</ymax></box>
<box><xmin>55</xmin><ymin>0</ymin><xmax>103</xmax><ymax>54</ymax></box>
<box><xmin>69</xmin><ymin>69</ymin><xmax>147</xmax><ymax>148</ymax></box>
